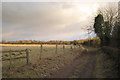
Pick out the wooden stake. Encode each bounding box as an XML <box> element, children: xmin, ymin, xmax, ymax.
<box><xmin>63</xmin><ymin>44</ymin><xmax>65</xmax><ymax>53</ymax></box>
<box><xmin>26</xmin><ymin>49</ymin><xmax>29</xmax><ymax>65</ymax></box>
<box><xmin>9</xmin><ymin>49</ymin><xmax>12</xmax><ymax>69</ymax></box>
<box><xmin>56</xmin><ymin>44</ymin><xmax>57</xmax><ymax>54</ymax></box>
<box><xmin>40</xmin><ymin>44</ymin><xmax>42</xmax><ymax>60</ymax></box>
<box><xmin>71</xmin><ymin>46</ymin><xmax>73</xmax><ymax>50</ymax></box>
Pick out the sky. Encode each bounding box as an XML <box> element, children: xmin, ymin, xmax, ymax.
<box><xmin>2</xmin><ymin>2</ymin><xmax>117</xmax><ymax>41</ymax></box>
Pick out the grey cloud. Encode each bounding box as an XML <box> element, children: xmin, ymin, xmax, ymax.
<box><xmin>2</xmin><ymin>2</ymin><xmax>100</xmax><ymax>41</ymax></box>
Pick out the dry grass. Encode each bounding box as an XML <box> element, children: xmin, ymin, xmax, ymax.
<box><xmin>1</xmin><ymin>44</ymin><xmax>83</xmax><ymax>78</ymax></box>
<box><xmin>1</xmin><ymin>44</ymin><xmax>40</xmax><ymax>47</ymax></box>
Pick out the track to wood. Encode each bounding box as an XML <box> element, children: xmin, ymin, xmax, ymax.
<box><xmin>51</xmin><ymin>50</ymin><xmax>97</xmax><ymax>78</ymax></box>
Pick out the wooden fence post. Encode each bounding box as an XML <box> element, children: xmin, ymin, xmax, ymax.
<box><xmin>40</xmin><ymin>44</ymin><xmax>42</xmax><ymax>60</ymax></box>
<box><xmin>71</xmin><ymin>46</ymin><xmax>73</xmax><ymax>51</ymax></box>
<box><xmin>9</xmin><ymin>49</ymin><xmax>12</xmax><ymax>69</ymax></box>
<box><xmin>71</xmin><ymin>45</ymin><xmax>73</xmax><ymax>54</ymax></box>
<box><xmin>56</xmin><ymin>44</ymin><xmax>57</xmax><ymax>54</ymax></box>
<box><xmin>63</xmin><ymin>44</ymin><xmax>65</xmax><ymax>53</ymax></box>
<box><xmin>26</xmin><ymin>49</ymin><xmax>29</xmax><ymax>65</ymax></box>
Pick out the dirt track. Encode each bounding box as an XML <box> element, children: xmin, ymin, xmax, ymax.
<box><xmin>51</xmin><ymin>50</ymin><xmax>97</xmax><ymax>78</ymax></box>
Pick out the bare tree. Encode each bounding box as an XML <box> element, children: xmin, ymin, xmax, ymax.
<box><xmin>81</xmin><ymin>26</ymin><xmax>94</xmax><ymax>46</ymax></box>
<box><xmin>95</xmin><ymin>2</ymin><xmax>118</xmax><ymax>46</ymax></box>
<box><xmin>98</xmin><ymin>3</ymin><xmax>118</xmax><ymax>27</ymax></box>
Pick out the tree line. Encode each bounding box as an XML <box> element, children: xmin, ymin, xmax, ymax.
<box><xmin>93</xmin><ymin>3</ymin><xmax>120</xmax><ymax>47</ymax></box>
<box><xmin>0</xmin><ymin>38</ymin><xmax>100</xmax><ymax>45</ymax></box>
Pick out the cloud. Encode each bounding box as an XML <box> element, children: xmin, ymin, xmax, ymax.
<box><xmin>2</xmin><ymin>2</ymin><xmax>100</xmax><ymax>41</ymax></box>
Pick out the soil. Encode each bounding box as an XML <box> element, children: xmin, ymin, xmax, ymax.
<box><xmin>51</xmin><ymin>50</ymin><xmax>97</xmax><ymax>78</ymax></box>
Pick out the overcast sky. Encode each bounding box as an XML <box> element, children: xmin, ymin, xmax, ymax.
<box><xmin>2</xmin><ymin>2</ymin><xmax>115</xmax><ymax>41</ymax></box>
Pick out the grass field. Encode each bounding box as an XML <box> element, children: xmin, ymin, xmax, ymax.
<box><xmin>1</xmin><ymin>44</ymin><xmax>83</xmax><ymax>78</ymax></box>
<box><xmin>1</xmin><ymin>44</ymin><xmax>117</xmax><ymax>78</ymax></box>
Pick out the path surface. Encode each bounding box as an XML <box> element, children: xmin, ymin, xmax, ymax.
<box><xmin>51</xmin><ymin>49</ymin><xmax>97</xmax><ymax>78</ymax></box>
